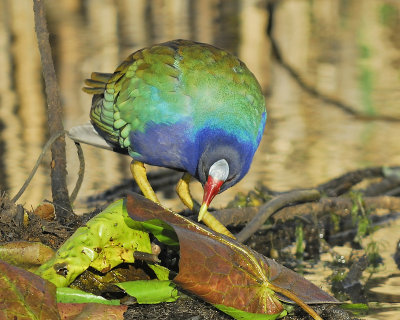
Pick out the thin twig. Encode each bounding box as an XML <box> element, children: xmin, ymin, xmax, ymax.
<box><xmin>12</xmin><ymin>131</ymin><xmax>85</xmax><ymax>206</ymax></box>
<box><xmin>33</xmin><ymin>0</ymin><xmax>73</xmax><ymax>223</ymax></box>
<box><xmin>12</xmin><ymin>131</ymin><xmax>64</xmax><ymax>203</ymax></box>
<box><xmin>235</xmin><ymin>189</ymin><xmax>321</xmax><ymax>243</ymax></box>
<box><xmin>69</xmin><ymin>142</ymin><xmax>85</xmax><ymax>204</ymax></box>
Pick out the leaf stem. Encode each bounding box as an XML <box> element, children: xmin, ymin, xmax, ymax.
<box><xmin>267</xmin><ymin>282</ymin><xmax>323</xmax><ymax>320</ymax></box>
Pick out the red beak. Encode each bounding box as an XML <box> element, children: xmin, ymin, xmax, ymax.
<box><xmin>198</xmin><ymin>175</ymin><xmax>224</xmax><ymax>221</ymax></box>
<box><xmin>202</xmin><ymin>175</ymin><xmax>224</xmax><ymax>207</ymax></box>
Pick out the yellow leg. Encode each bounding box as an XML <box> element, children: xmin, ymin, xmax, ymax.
<box><xmin>176</xmin><ymin>173</ymin><xmax>235</xmax><ymax>239</ymax></box>
<box><xmin>130</xmin><ymin>160</ymin><xmax>160</xmax><ymax>204</ymax></box>
<box><xmin>176</xmin><ymin>172</ymin><xmax>197</xmax><ymax>210</ymax></box>
<box><xmin>202</xmin><ymin>214</ymin><xmax>235</xmax><ymax>239</ymax></box>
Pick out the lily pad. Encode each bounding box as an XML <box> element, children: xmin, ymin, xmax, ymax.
<box><xmin>126</xmin><ymin>193</ymin><xmax>338</xmax><ymax>318</ymax></box>
<box><xmin>36</xmin><ymin>199</ymin><xmax>152</xmax><ymax>287</ymax></box>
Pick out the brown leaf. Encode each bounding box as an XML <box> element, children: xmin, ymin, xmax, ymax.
<box><xmin>57</xmin><ymin>303</ymin><xmax>127</xmax><ymax>320</ymax></box>
<box><xmin>126</xmin><ymin>193</ymin><xmax>338</xmax><ymax>315</ymax></box>
<box><xmin>0</xmin><ymin>241</ymin><xmax>55</xmax><ymax>270</ymax></box>
<box><xmin>0</xmin><ymin>259</ymin><xmax>60</xmax><ymax>319</ymax></box>
<box><xmin>34</xmin><ymin>202</ymin><xmax>56</xmax><ymax>220</ymax></box>
<box><xmin>70</xmin><ymin>264</ymin><xmax>151</xmax><ymax>296</ymax></box>
<box><xmin>57</xmin><ymin>303</ymin><xmax>85</xmax><ymax>319</ymax></box>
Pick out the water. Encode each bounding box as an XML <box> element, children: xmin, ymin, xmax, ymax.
<box><xmin>0</xmin><ymin>0</ymin><xmax>399</xmax><ymax>318</ymax></box>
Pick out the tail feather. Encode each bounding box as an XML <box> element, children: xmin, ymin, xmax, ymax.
<box><xmin>90</xmin><ymin>72</ymin><xmax>113</xmax><ymax>82</ymax></box>
<box><xmin>82</xmin><ymin>72</ymin><xmax>113</xmax><ymax>94</ymax></box>
<box><xmin>82</xmin><ymin>72</ymin><xmax>120</xmax><ymax>147</ymax></box>
<box><xmin>84</xmin><ymin>79</ymin><xmax>106</xmax><ymax>88</ymax></box>
<box><xmin>82</xmin><ymin>86</ymin><xmax>104</xmax><ymax>95</ymax></box>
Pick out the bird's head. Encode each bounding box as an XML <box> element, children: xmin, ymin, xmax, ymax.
<box><xmin>196</xmin><ymin>142</ymin><xmax>253</xmax><ymax>222</ymax></box>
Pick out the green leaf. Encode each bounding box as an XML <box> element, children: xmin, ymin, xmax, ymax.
<box><xmin>56</xmin><ymin>287</ymin><xmax>120</xmax><ymax>305</ymax></box>
<box><xmin>148</xmin><ymin>264</ymin><xmax>171</xmax><ymax>281</ymax></box>
<box><xmin>339</xmin><ymin>303</ymin><xmax>369</xmax><ymax>316</ymax></box>
<box><xmin>295</xmin><ymin>222</ymin><xmax>304</xmax><ymax>259</ymax></box>
<box><xmin>340</xmin><ymin>303</ymin><xmax>369</xmax><ymax>311</ymax></box>
<box><xmin>36</xmin><ymin>199</ymin><xmax>152</xmax><ymax>287</ymax></box>
<box><xmin>215</xmin><ymin>304</ymin><xmax>287</xmax><ymax>320</ymax></box>
<box><xmin>116</xmin><ymin>280</ymin><xmax>179</xmax><ymax>304</ymax></box>
<box><xmin>141</xmin><ymin>220</ymin><xmax>179</xmax><ymax>246</ymax></box>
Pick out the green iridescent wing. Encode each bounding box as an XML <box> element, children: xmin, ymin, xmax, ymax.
<box><xmin>83</xmin><ymin>40</ymin><xmax>265</xmax><ymax>152</ymax></box>
<box><xmin>84</xmin><ymin>43</ymin><xmax>189</xmax><ymax>151</ymax></box>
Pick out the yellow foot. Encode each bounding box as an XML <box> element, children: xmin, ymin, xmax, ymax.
<box><xmin>201</xmin><ymin>212</ymin><xmax>235</xmax><ymax>239</ymax></box>
<box><xmin>176</xmin><ymin>173</ymin><xmax>235</xmax><ymax>239</ymax></box>
<box><xmin>176</xmin><ymin>172</ymin><xmax>197</xmax><ymax>210</ymax></box>
<box><xmin>130</xmin><ymin>160</ymin><xmax>159</xmax><ymax>204</ymax></box>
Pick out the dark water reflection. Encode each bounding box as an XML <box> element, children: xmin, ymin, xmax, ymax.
<box><xmin>0</xmin><ymin>1</ymin><xmax>399</xmax><ymax>316</ymax></box>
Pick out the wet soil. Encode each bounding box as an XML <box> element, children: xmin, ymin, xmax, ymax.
<box><xmin>3</xmin><ymin>165</ymin><xmax>400</xmax><ymax>319</ymax></box>
<box><xmin>0</xmin><ymin>192</ymin><xmax>362</xmax><ymax>320</ymax></box>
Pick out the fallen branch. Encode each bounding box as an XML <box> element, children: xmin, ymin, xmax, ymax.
<box><xmin>317</xmin><ymin>167</ymin><xmax>384</xmax><ymax>196</ymax></box>
<box><xmin>214</xmin><ymin>195</ymin><xmax>400</xmax><ymax>229</ymax></box>
<box><xmin>235</xmin><ymin>189</ymin><xmax>321</xmax><ymax>243</ymax></box>
<box><xmin>363</xmin><ymin>177</ymin><xmax>400</xmax><ymax>197</ymax></box>
<box><xmin>317</xmin><ymin>166</ymin><xmax>400</xmax><ymax>196</ymax></box>
<box><xmin>273</xmin><ymin>195</ymin><xmax>400</xmax><ymax>222</ymax></box>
